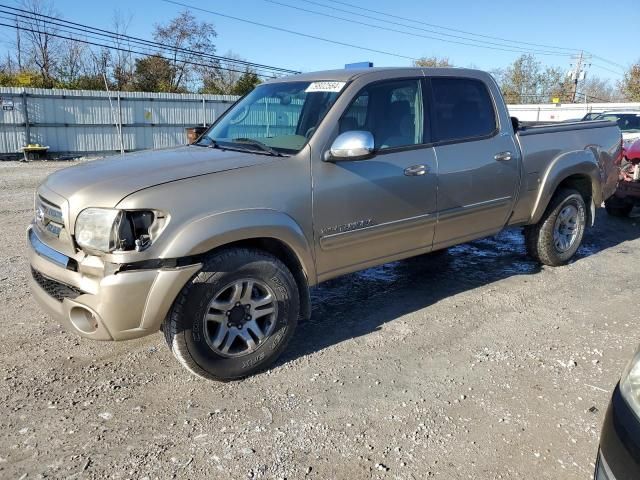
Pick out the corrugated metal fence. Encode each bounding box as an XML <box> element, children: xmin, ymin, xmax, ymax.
<box><xmin>2</xmin><ymin>86</ymin><xmax>640</xmax><ymax>157</ymax></box>
<box><xmin>0</xmin><ymin>87</ymin><xmax>239</xmax><ymax>156</ymax></box>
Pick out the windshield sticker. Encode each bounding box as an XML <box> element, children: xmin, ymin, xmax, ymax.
<box><xmin>305</xmin><ymin>81</ymin><xmax>346</xmax><ymax>93</ymax></box>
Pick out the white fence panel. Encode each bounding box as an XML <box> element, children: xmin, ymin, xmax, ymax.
<box><xmin>507</xmin><ymin>102</ymin><xmax>640</xmax><ymax>122</ymax></box>
<box><xmin>2</xmin><ymin>86</ymin><xmax>640</xmax><ymax>157</ymax></box>
<box><xmin>0</xmin><ymin>87</ymin><xmax>238</xmax><ymax>156</ymax></box>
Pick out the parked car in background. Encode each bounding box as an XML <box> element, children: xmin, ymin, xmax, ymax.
<box><xmin>582</xmin><ymin>112</ymin><xmax>604</xmax><ymax>121</ymax></box>
<box><xmin>595</xmin><ymin>344</ymin><xmax>640</xmax><ymax>480</ymax></box>
<box><xmin>605</xmin><ymin>138</ymin><xmax>640</xmax><ymax>217</ymax></box>
<box><xmin>27</xmin><ymin>67</ymin><xmax>621</xmax><ymax>381</ymax></box>
<box><xmin>593</xmin><ymin>111</ymin><xmax>640</xmax><ymax>147</ymax></box>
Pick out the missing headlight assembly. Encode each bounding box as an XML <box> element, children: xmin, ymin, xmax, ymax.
<box><xmin>74</xmin><ymin>208</ymin><xmax>167</xmax><ymax>254</ymax></box>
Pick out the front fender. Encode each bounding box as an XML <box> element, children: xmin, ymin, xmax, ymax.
<box><xmin>530</xmin><ymin>149</ymin><xmax>602</xmax><ymax>225</ymax></box>
<box><xmin>160</xmin><ymin>209</ymin><xmax>317</xmax><ymax>284</ymax></box>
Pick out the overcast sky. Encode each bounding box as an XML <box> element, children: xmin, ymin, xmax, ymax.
<box><xmin>1</xmin><ymin>0</ymin><xmax>637</xmax><ymax>82</ymax></box>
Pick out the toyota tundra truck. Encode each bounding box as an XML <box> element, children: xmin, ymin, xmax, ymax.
<box><xmin>27</xmin><ymin>67</ymin><xmax>621</xmax><ymax>381</ymax></box>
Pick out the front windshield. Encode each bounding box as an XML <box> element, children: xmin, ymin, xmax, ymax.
<box><xmin>201</xmin><ymin>81</ymin><xmax>345</xmax><ymax>154</ymax></box>
<box><xmin>596</xmin><ymin>113</ymin><xmax>640</xmax><ymax>132</ymax></box>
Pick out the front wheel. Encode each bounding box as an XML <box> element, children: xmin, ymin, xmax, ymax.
<box><xmin>163</xmin><ymin>248</ymin><xmax>300</xmax><ymax>381</ymax></box>
<box><xmin>525</xmin><ymin>189</ymin><xmax>587</xmax><ymax>266</ymax></box>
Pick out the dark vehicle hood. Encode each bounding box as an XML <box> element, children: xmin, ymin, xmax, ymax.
<box><xmin>40</xmin><ymin>146</ymin><xmax>277</xmax><ymax>209</ymax></box>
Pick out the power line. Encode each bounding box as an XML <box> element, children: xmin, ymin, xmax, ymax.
<box><xmin>0</xmin><ymin>13</ymin><xmax>285</xmax><ymax>78</ymax></box>
<box><xmin>591</xmin><ymin>63</ymin><xmax>624</xmax><ymax>77</ymax></box>
<box><xmin>586</xmin><ymin>54</ymin><xmax>626</xmax><ymax>72</ymax></box>
<box><xmin>265</xmin><ymin>0</ymin><xmax>579</xmax><ymax>57</ymax></box>
<box><xmin>0</xmin><ymin>19</ymin><xmax>285</xmax><ymax>78</ymax></box>
<box><xmin>0</xmin><ymin>4</ymin><xmax>296</xmax><ymax>76</ymax></box>
<box><xmin>0</xmin><ymin>3</ymin><xmax>300</xmax><ymax>76</ymax></box>
<box><xmin>306</xmin><ymin>0</ymin><xmax>627</xmax><ymax>75</ymax></box>
<box><xmin>307</xmin><ymin>0</ymin><xmax>581</xmax><ymax>53</ymax></box>
<box><xmin>291</xmin><ymin>0</ymin><xmax>577</xmax><ymax>56</ymax></box>
<box><xmin>161</xmin><ymin>0</ymin><xmax>417</xmax><ymax>61</ymax></box>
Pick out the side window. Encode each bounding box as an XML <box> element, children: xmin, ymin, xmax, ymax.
<box><xmin>340</xmin><ymin>79</ymin><xmax>424</xmax><ymax>149</ymax></box>
<box><xmin>430</xmin><ymin>78</ymin><xmax>497</xmax><ymax>143</ymax></box>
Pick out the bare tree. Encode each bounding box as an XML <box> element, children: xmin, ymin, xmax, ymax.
<box><xmin>201</xmin><ymin>51</ymin><xmax>243</xmax><ymax>94</ymax></box>
<box><xmin>81</xmin><ymin>47</ymin><xmax>112</xmax><ymax>87</ymax></box>
<box><xmin>580</xmin><ymin>76</ymin><xmax>622</xmax><ymax>102</ymax></box>
<box><xmin>153</xmin><ymin>10</ymin><xmax>217</xmax><ymax>92</ymax></box>
<box><xmin>111</xmin><ymin>10</ymin><xmax>135</xmax><ymax>90</ymax></box>
<box><xmin>56</xmin><ymin>38</ymin><xmax>86</xmax><ymax>86</ymax></box>
<box><xmin>19</xmin><ymin>0</ymin><xmax>61</xmax><ymax>87</ymax></box>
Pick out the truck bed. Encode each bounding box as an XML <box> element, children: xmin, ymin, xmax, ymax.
<box><xmin>509</xmin><ymin>120</ymin><xmax>621</xmax><ymax>225</ymax></box>
<box><xmin>517</xmin><ymin>119</ymin><xmax>615</xmax><ymax>136</ymax></box>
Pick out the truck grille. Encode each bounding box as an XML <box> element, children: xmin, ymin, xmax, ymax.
<box><xmin>31</xmin><ymin>268</ymin><xmax>82</xmax><ymax>302</ymax></box>
<box><xmin>35</xmin><ymin>195</ymin><xmax>64</xmax><ymax>238</ymax></box>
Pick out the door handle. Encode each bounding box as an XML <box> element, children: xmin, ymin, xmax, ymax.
<box><xmin>494</xmin><ymin>151</ymin><xmax>513</xmax><ymax>162</ymax></box>
<box><xmin>404</xmin><ymin>164</ymin><xmax>428</xmax><ymax>176</ymax></box>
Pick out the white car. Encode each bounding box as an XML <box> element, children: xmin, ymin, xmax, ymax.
<box><xmin>594</xmin><ymin>111</ymin><xmax>640</xmax><ymax>147</ymax></box>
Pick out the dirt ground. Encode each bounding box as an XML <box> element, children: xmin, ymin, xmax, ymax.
<box><xmin>1</xmin><ymin>160</ymin><xmax>639</xmax><ymax>480</ymax></box>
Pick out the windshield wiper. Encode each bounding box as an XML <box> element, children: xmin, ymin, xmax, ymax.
<box><xmin>194</xmin><ymin>137</ymin><xmax>222</xmax><ymax>149</ymax></box>
<box><xmin>231</xmin><ymin>138</ymin><xmax>283</xmax><ymax>157</ymax></box>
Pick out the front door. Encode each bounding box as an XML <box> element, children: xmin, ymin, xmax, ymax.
<box><xmin>428</xmin><ymin>76</ymin><xmax>520</xmax><ymax>248</ymax></box>
<box><xmin>311</xmin><ymin>78</ymin><xmax>438</xmax><ymax>281</ymax></box>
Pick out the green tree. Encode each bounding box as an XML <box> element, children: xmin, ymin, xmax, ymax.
<box><xmin>230</xmin><ymin>70</ymin><xmax>261</xmax><ymax>95</ymax></box>
<box><xmin>72</xmin><ymin>74</ymin><xmax>109</xmax><ymax>90</ymax></box>
<box><xmin>132</xmin><ymin>56</ymin><xmax>179</xmax><ymax>92</ymax></box>
<box><xmin>620</xmin><ymin>62</ymin><xmax>640</xmax><ymax>101</ymax></box>
<box><xmin>495</xmin><ymin>54</ymin><xmax>572</xmax><ymax>104</ymax></box>
<box><xmin>413</xmin><ymin>56</ymin><xmax>453</xmax><ymax>68</ymax></box>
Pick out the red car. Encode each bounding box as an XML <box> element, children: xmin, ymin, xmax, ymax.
<box><xmin>605</xmin><ymin>138</ymin><xmax>640</xmax><ymax>217</ymax></box>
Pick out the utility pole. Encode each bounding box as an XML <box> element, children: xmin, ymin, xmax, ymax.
<box><xmin>15</xmin><ymin>18</ymin><xmax>21</xmax><ymax>71</ymax></box>
<box><xmin>568</xmin><ymin>51</ymin><xmax>592</xmax><ymax>103</ymax></box>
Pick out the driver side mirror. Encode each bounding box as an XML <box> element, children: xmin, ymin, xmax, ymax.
<box><xmin>324</xmin><ymin>130</ymin><xmax>375</xmax><ymax>162</ymax></box>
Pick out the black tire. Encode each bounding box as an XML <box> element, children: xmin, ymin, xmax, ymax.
<box><xmin>524</xmin><ymin>188</ymin><xmax>587</xmax><ymax>267</ymax></box>
<box><xmin>604</xmin><ymin>197</ymin><xmax>633</xmax><ymax>218</ymax></box>
<box><xmin>163</xmin><ymin>248</ymin><xmax>300</xmax><ymax>381</ymax></box>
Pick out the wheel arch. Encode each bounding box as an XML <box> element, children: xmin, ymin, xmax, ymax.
<box><xmin>160</xmin><ymin>209</ymin><xmax>315</xmax><ymax>321</ymax></box>
<box><xmin>530</xmin><ymin>150</ymin><xmax>602</xmax><ymax>225</ymax></box>
<box><xmin>205</xmin><ymin>237</ymin><xmax>312</xmax><ymax>322</ymax></box>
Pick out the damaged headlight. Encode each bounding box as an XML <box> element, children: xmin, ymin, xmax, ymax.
<box><xmin>619</xmin><ymin>345</ymin><xmax>640</xmax><ymax>416</ymax></box>
<box><xmin>75</xmin><ymin>208</ymin><xmax>161</xmax><ymax>254</ymax></box>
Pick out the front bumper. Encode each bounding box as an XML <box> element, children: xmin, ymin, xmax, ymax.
<box><xmin>596</xmin><ymin>384</ymin><xmax>640</xmax><ymax>480</ymax></box>
<box><xmin>27</xmin><ymin>226</ymin><xmax>201</xmax><ymax>341</ymax></box>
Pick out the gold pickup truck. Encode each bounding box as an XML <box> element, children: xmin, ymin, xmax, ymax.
<box><xmin>27</xmin><ymin>67</ymin><xmax>621</xmax><ymax>381</ymax></box>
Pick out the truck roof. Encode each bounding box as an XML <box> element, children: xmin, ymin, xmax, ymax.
<box><xmin>267</xmin><ymin>67</ymin><xmax>487</xmax><ymax>84</ymax></box>
<box><xmin>598</xmin><ymin>111</ymin><xmax>640</xmax><ymax>116</ymax></box>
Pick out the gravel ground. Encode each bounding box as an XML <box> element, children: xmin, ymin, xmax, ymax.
<box><xmin>1</xmin><ymin>160</ymin><xmax>639</xmax><ymax>480</ymax></box>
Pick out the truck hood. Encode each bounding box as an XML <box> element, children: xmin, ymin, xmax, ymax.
<box><xmin>41</xmin><ymin>146</ymin><xmax>278</xmax><ymax>209</ymax></box>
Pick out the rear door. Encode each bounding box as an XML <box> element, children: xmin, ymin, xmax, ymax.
<box><xmin>428</xmin><ymin>76</ymin><xmax>520</xmax><ymax>248</ymax></box>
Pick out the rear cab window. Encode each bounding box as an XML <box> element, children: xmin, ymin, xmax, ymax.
<box><xmin>429</xmin><ymin>77</ymin><xmax>498</xmax><ymax>143</ymax></box>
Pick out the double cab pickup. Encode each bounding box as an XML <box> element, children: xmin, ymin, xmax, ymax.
<box><xmin>28</xmin><ymin>68</ymin><xmax>621</xmax><ymax>380</ymax></box>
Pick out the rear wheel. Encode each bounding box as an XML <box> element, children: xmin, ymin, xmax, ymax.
<box><xmin>163</xmin><ymin>248</ymin><xmax>299</xmax><ymax>381</ymax></box>
<box><xmin>604</xmin><ymin>197</ymin><xmax>633</xmax><ymax>218</ymax></box>
<box><xmin>525</xmin><ymin>188</ymin><xmax>587</xmax><ymax>266</ymax></box>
